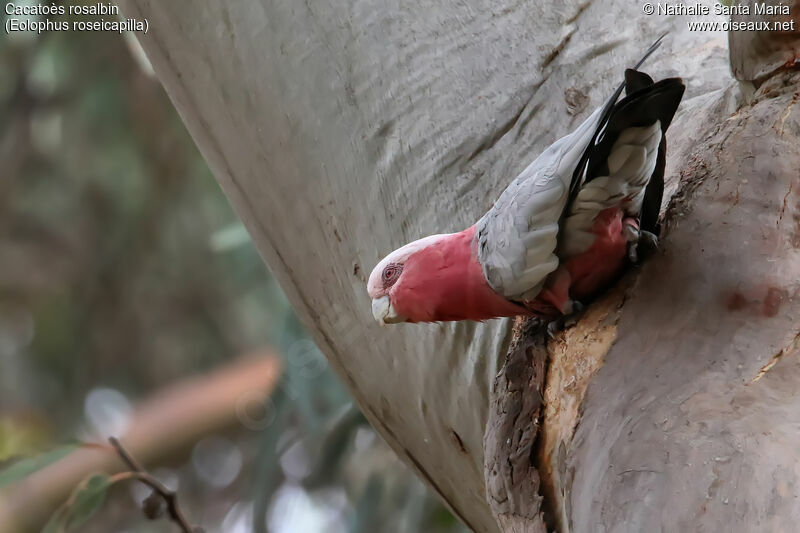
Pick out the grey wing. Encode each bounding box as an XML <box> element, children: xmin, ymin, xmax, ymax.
<box><xmin>559</xmin><ymin>121</ymin><xmax>662</xmax><ymax>259</ymax></box>
<box><xmin>475</xmin><ymin>106</ymin><xmax>604</xmax><ymax>301</ymax></box>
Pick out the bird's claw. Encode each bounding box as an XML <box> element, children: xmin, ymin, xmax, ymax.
<box><xmin>639</xmin><ymin>230</ymin><xmax>659</xmax><ymax>254</ymax></box>
<box><xmin>546</xmin><ymin>320</ymin><xmax>560</xmax><ymax>340</ymax></box>
<box><xmin>627</xmin><ymin>230</ymin><xmax>659</xmax><ymax>264</ymax></box>
<box><xmin>546</xmin><ymin>300</ymin><xmax>585</xmax><ymax>339</ymax></box>
<box><xmin>564</xmin><ymin>301</ymin><xmax>584</xmax><ymax>327</ymax></box>
<box><xmin>628</xmin><ymin>242</ymin><xmax>639</xmax><ymax>263</ymax></box>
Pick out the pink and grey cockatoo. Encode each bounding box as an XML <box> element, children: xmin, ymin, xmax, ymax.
<box><xmin>367</xmin><ymin>39</ymin><xmax>685</xmax><ymax>326</ymax></box>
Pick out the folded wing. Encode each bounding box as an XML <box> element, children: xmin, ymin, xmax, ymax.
<box><xmin>476</xmin><ymin>39</ymin><xmax>684</xmax><ymax>303</ymax></box>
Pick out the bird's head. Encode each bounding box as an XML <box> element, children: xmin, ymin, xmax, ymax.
<box><xmin>367</xmin><ymin>233</ymin><xmax>451</xmax><ymax>324</ymax></box>
<box><xmin>367</xmin><ymin>227</ymin><xmax>527</xmax><ymax>325</ymax></box>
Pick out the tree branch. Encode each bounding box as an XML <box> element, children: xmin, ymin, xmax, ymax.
<box><xmin>109</xmin><ymin>437</ymin><xmax>197</xmax><ymax>532</ymax></box>
<box><xmin>0</xmin><ymin>353</ymin><xmax>281</xmax><ymax>533</ymax></box>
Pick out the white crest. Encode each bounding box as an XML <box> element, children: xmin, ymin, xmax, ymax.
<box><xmin>367</xmin><ymin>233</ymin><xmax>452</xmax><ymax>296</ymax></box>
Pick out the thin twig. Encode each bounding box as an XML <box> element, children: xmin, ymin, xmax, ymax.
<box><xmin>108</xmin><ymin>437</ymin><xmax>198</xmax><ymax>533</ymax></box>
<box><xmin>109</xmin><ymin>437</ymin><xmax>146</xmax><ymax>472</ymax></box>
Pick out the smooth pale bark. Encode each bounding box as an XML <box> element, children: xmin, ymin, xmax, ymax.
<box><xmin>729</xmin><ymin>0</ymin><xmax>800</xmax><ymax>82</ymax></box>
<box><xmin>119</xmin><ymin>1</ymin><xmax>737</xmax><ymax>530</ymax></box>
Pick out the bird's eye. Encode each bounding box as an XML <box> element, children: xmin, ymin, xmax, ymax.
<box><xmin>381</xmin><ymin>263</ymin><xmax>402</xmax><ymax>286</ymax></box>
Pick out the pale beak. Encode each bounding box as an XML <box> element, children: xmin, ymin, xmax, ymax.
<box><xmin>371</xmin><ymin>295</ymin><xmax>405</xmax><ymax>324</ymax></box>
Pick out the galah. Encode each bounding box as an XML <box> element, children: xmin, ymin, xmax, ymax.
<box><xmin>368</xmin><ymin>38</ymin><xmax>685</xmax><ymax>326</ymax></box>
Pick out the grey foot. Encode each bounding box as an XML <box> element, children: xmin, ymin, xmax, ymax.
<box><xmin>547</xmin><ymin>300</ymin><xmax>585</xmax><ymax>339</ymax></box>
<box><xmin>546</xmin><ymin>320</ymin><xmax>560</xmax><ymax>340</ymax></box>
<box><xmin>628</xmin><ymin>230</ymin><xmax>659</xmax><ymax>263</ymax></box>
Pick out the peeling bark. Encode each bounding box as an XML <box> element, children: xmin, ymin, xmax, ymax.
<box><xmin>484</xmin><ymin>317</ymin><xmax>548</xmax><ymax>533</ymax></box>
<box><xmin>536</xmin><ymin>284</ymin><xmax>628</xmax><ymax>532</ymax></box>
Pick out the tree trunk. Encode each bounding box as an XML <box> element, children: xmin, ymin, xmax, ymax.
<box><xmin>487</xmin><ymin>2</ymin><xmax>800</xmax><ymax>531</ymax></box>
<box><xmin>571</xmin><ymin>68</ymin><xmax>800</xmax><ymax>532</ymax></box>
<box><xmin>120</xmin><ymin>0</ymin><xmax>799</xmax><ymax>530</ymax></box>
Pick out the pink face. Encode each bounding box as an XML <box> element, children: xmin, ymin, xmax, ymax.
<box><xmin>367</xmin><ymin>234</ymin><xmax>451</xmax><ymax>324</ymax></box>
<box><xmin>367</xmin><ymin>228</ymin><xmax>528</xmax><ymax>324</ymax></box>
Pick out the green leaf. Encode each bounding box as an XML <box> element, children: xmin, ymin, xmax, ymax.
<box><xmin>42</xmin><ymin>473</ymin><xmax>113</xmax><ymax>533</ymax></box>
<box><xmin>0</xmin><ymin>445</ymin><xmax>76</xmax><ymax>489</ymax></box>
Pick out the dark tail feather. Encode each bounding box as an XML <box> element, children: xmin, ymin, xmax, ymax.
<box><xmin>633</xmin><ymin>33</ymin><xmax>667</xmax><ymax>70</ymax></box>
<box><xmin>582</xmin><ymin>75</ymin><xmax>684</xmax><ymax>236</ymax></box>
<box><xmin>585</xmin><ymin>76</ymin><xmax>685</xmax><ymax>177</ymax></box>
<box><xmin>566</xmin><ymin>34</ymin><xmax>669</xmax><ymax>210</ymax></box>
<box><xmin>640</xmin><ymin>139</ymin><xmax>666</xmax><ymax>235</ymax></box>
<box><xmin>623</xmin><ymin>68</ymin><xmax>667</xmax><ymax>235</ymax></box>
<box><xmin>624</xmin><ymin>69</ymin><xmax>654</xmax><ymax>95</ymax></box>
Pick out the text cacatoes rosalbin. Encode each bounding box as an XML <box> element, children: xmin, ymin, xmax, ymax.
<box><xmin>4</xmin><ymin>2</ymin><xmax>120</xmax><ymax>16</ymax></box>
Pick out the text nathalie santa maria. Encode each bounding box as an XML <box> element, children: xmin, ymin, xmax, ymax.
<box><xmin>656</xmin><ymin>2</ymin><xmax>791</xmax><ymax>16</ymax></box>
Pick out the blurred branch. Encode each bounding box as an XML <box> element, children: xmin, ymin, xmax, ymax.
<box><xmin>0</xmin><ymin>353</ymin><xmax>281</xmax><ymax>533</ymax></box>
<box><xmin>109</xmin><ymin>437</ymin><xmax>197</xmax><ymax>533</ymax></box>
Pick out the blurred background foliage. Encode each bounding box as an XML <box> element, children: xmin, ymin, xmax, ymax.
<box><xmin>0</xmin><ymin>2</ymin><xmax>467</xmax><ymax>532</ymax></box>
